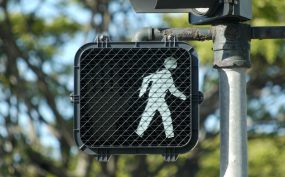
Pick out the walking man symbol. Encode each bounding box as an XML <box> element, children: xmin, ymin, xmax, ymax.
<box><xmin>135</xmin><ymin>57</ymin><xmax>187</xmax><ymax>138</ymax></box>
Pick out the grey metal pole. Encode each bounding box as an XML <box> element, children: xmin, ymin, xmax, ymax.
<box><xmin>213</xmin><ymin>24</ymin><xmax>250</xmax><ymax>177</ymax></box>
<box><xmin>132</xmin><ymin>26</ymin><xmax>285</xmax><ymax>42</ymax></box>
<box><xmin>132</xmin><ymin>27</ymin><xmax>213</xmax><ymax>41</ymax></box>
<box><xmin>251</xmin><ymin>26</ymin><xmax>285</xmax><ymax>39</ymax></box>
<box><xmin>219</xmin><ymin>68</ymin><xmax>248</xmax><ymax>177</ymax></box>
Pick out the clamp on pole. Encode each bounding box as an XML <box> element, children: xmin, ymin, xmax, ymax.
<box><xmin>212</xmin><ymin>23</ymin><xmax>251</xmax><ymax>68</ymax></box>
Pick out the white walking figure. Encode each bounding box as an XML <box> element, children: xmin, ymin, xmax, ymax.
<box><xmin>135</xmin><ymin>57</ymin><xmax>187</xmax><ymax>138</ymax></box>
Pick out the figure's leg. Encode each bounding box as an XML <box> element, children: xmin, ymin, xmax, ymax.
<box><xmin>158</xmin><ymin>102</ymin><xmax>174</xmax><ymax>138</ymax></box>
<box><xmin>135</xmin><ymin>103</ymin><xmax>156</xmax><ymax>137</ymax></box>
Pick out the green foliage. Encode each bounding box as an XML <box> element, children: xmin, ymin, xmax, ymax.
<box><xmin>248</xmin><ymin>136</ymin><xmax>285</xmax><ymax>177</ymax></box>
<box><xmin>252</xmin><ymin>0</ymin><xmax>285</xmax><ymax>25</ymax></box>
<box><xmin>11</xmin><ymin>13</ymin><xmax>81</xmax><ymax>37</ymax></box>
<box><xmin>196</xmin><ymin>137</ymin><xmax>220</xmax><ymax>177</ymax></box>
<box><xmin>194</xmin><ymin>136</ymin><xmax>285</xmax><ymax>177</ymax></box>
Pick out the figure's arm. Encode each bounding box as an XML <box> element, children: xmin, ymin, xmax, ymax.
<box><xmin>169</xmin><ymin>79</ymin><xmax>187</xmax><ymax>100</ymax></box>
<box><xmin>139</xmin><ymin>75</ymin><xmax>152</xmax><ymax>97</ymax></box>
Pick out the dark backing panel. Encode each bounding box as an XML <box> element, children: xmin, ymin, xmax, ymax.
<box><xmin>74</xmin><ymin>42</ymin><xmax>199</xmax><ymax>155</ymax></box>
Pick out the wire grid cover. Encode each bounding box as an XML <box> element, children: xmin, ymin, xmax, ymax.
<box><xmin>79</xmin><ymin>47</ymin><xmax>192</xmax><ymax>148</ymax></box>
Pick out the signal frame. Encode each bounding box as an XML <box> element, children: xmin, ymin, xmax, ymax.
<box><xmin>73</xmin><ymin>41</ymin><xmax>200</xmax><ymax>161</ymax></box>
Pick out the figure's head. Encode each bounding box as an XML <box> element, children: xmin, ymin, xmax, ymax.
<box><xmin>164</xmin><ymin>57</ymin><xmax>177</xmax><ymax>70</ymax></box>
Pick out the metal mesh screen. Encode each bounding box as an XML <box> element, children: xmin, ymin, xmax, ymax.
<box><xmin>79</xmin><ymin>47</ymin><xmax>192</xmax><ymax>148</ymax></box>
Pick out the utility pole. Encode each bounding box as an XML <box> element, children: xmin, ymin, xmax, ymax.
<box><xmin>213</xmin><ymin>24</ymin><xmax>250</xmax><ymax>177</ymax></box>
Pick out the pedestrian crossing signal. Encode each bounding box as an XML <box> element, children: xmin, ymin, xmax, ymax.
<box><xmin>73</xmin><ymin>41</ymin><xmax>202</xmax><ymax>161</ymax></box>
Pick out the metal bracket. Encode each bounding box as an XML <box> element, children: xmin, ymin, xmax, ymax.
<box><xmin>70</xmin><ymin>93</ymin><xmax>80</xmax><ymax>103</ymax></box>
<box><xmin>213</xmin><ymin>24</ymin><xmax>251</xmax><ymax>68</ymax></box>
<box><xmin>223</xmin><ymin>0</ymin><xmax>238</xmax><ymax>4</ymax></box>
<box><xmin>162</xmin><ymin>34</ymin><xmax>178</xmax><ymax>47</ymax></box>
<box><xmin>163</xmin><ymin>149</ymin><xmax>178</xmax><ymax>162</ymax></box>
<box><xmin>95</xmin><ymin>149</ymin><xmax>111</xmax><ymax>162</ymax></box>
<box><xmin>96</xmin><ymin>34</ymin><xmax>111</xmax><ymax>48</ymax></box>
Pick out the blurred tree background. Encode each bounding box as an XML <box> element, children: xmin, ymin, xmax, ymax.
<box><xmin>0</xmin><ymin>0</ymin><xmax>285</xmax><ymax>177</ymax></box>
